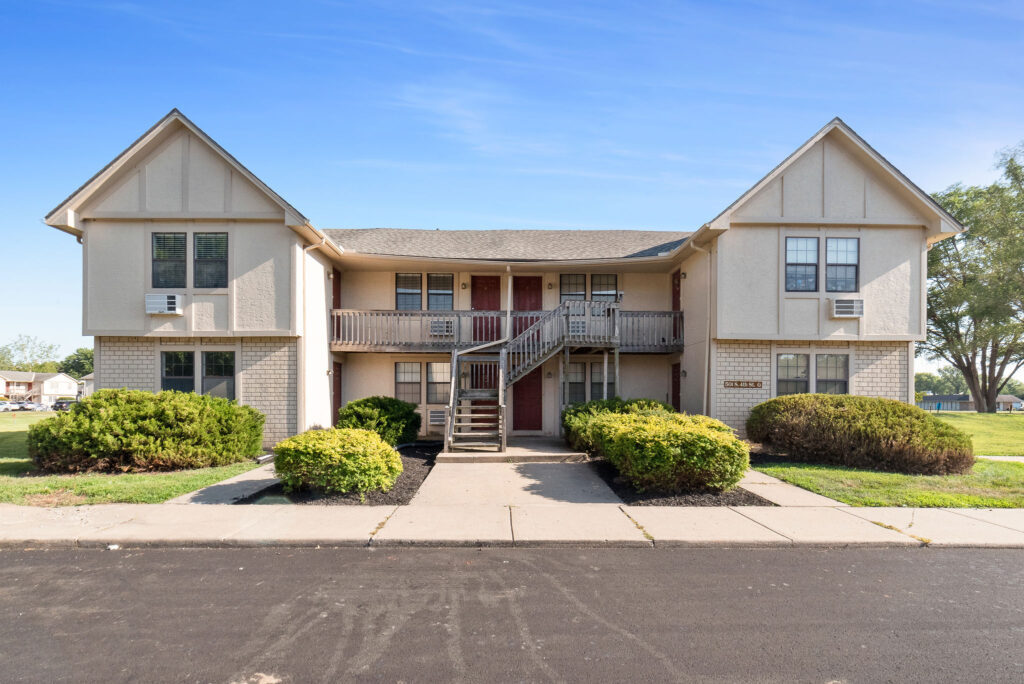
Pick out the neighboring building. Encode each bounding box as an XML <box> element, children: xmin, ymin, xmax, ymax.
<box><xmin>0</xmin><ymin>371</ymin><xmax>80</xmax><ymax>407</ymax></box>
<box><xmin>79</xmin><ymin>372</ymin><xmax>95</xmax><ymax>398</ymax></box>
<box><xmin>918</xmin><ymin>394</ymin><xmax>1024</xmax><ymax>412</ymax></box>
<box><xmin>45</xmin><ymin>110</ymin><xmax>964</xmax><ymax>447</ymax></box>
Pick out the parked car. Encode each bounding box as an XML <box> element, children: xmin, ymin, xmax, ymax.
<box><xmin>0</xmin><ymin>401</ymin><xmax>15</xmax><ymax>412</ymax></box>
<box><xmin>53</xmin><ymin>399</ymin><xmax>76</xmax><ymax>411</ymax></box>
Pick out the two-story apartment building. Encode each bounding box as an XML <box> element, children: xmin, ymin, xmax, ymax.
<box><xmin>0</xmin><ymin>371</ymin><xmax>80</xmax><ymax>406</ymax></box>
<box><xmin>45</xmin><ymin>110</ymin><xmax>962</xmax><ymax>448</ymax></box>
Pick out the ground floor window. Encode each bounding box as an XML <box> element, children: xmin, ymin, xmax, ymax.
<box><xmin>202</xmin><ymin>351</ymin><xmax>235</xmax><ymax>400</ymax></box>
<box><xmin>426</xmin><ymin>362</ymin><xmax>450</xmax><ymax>403</ymax></box>
<box><xmin>590</xmin><ymin>362</ymin><xmax>614</xmax><ymax>400</ymax></box>
<box><xmin>161</xmin><ymin>351</ymin><xmax>194</xmax><ymax>392</ymax></box>
<box><xmin>395</xmin><ymin>362</ymin><xmax>422</xmax><ymax>404</ymax></box>
<box><xmin>776</xmin><ymin>352</ymin><xmax>850</xmax><ymax>396</ymax></box>
<box><xmin>566</xmin><ymin>362</ymin><xmax>586</xmax><ymax>405</ymax></box>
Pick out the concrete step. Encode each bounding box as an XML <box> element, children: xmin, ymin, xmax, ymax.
<box><xmin>436</xmin><ymin>450</ymin><xmax>591</xmax><ymax>463</ymax></box>
<box><xmin>458</xmin><ymin>389</ymin><xmax>499</xmax><ymax>399</ymax></box>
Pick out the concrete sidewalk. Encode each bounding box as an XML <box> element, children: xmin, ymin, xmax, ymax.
<box><xmin>3</xmin><ymin>501</ymin><xmax>1024</xmax><ymax>549</ymax></box>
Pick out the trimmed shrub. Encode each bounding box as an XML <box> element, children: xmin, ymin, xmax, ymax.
<box><xmin>27</xmin><ymin>388</ymin><xmax>264</xmax><ymax>473</ymax></box>
<box><xmin>587</xmin><ymin>412</ymin><xmax>749</xmax><ymax>492</ymax></box>
<box><xmin>337</xmin><ymin>396</ymin><xmax>421</xmax><ymax>446</ymax></box>
<box><xmin>274</xmin><ymin>427</ymin><xmax>403</xmax><ymax>495</ymax></box>
<box><xmin>561</xmin><ymin>397</ymin><xmax>674</xmax><ymax>451</ymax></box>
<box><xmin>746</xmin><ymin>394</ymin><xmax>974</xmax><ymax>475</ymax></box>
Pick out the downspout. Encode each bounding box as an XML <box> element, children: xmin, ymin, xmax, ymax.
<box><xmin>297</xmin><ymin>235</ymin><xmax>327</xmax><ymax>432</ymax></box>
<box><xmin>689</xmin><ymin>241</ymin><xmax>712</xmax><ymax>415</ymax></box>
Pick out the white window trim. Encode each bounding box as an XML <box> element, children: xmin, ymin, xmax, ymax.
<box><xmin>155</xmin><ymin>340</ymin><xmax>240</xmax><ymax>396</ymax></box>
<box><xmin>771</xmin><ymin>343</ymin><xmax>855</xmax><ymax>396</ymax></box>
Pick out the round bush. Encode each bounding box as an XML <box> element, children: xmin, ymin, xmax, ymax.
<box><xmin>561</xmin><ymin>397</ymin><xmax>675</xmax><ymax>451</ymax></box>
<box><xmin>746</xmin><ymin>394</ymin><xmax>974</xmax><ymax>475</ymax></box>
<box><xmin>27</xmin><ymin>388</ymin><xmax>265</xmax><ymax>473</ymax></box>
<box><xmin>588</xmin><ymin>413</ymin><xmax>749</xmax><ymax>492</ymax></box>
<box><xmin>274</xmin><ymin>428</ymin><xmax>403</xmax><ymax>494</ymax></box>
<box><xmin>338</xmin><ymin>396</ymin><xmax>421</xmax><ymax>446</ymax></box>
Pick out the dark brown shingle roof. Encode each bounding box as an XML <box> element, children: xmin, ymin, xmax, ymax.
<box><xmin>323</xmin><ymin>228</ymin><xmax>692</xmax><ymax>261</ymax></box>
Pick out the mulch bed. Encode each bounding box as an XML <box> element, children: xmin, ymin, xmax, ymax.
<box><xmin>237</xmin><ymin>443</ymin><xmax>440</xmax><ymax>506</ymax></box>
<box><xmin>588</xmin><ymin>459</ymin><xmax>776</xmax><ymax>506</ymax></box>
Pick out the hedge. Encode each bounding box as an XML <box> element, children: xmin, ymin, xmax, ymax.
<box><xmin>338</xmin><ymin>396</ymin><xmax>421</xmax><ymax>446</ymax></box>
<box><xmin>274</xmin><ymin>427</ymin><xmax>403</xmax><ymax>495</ymax></box>
<box><xmin>27</xmin><ymin>388</ymin><xmax>264</xmax><ymax>473</ymax></box>
<box><xmin>745</xmin><ymin>394</ymin><xmax>974</xmax><ymax>475</ymax></box>
<box><xmin>562</xmin><ymin>398</ymin><xmax>748</xmax><ymax>492</ymax></box>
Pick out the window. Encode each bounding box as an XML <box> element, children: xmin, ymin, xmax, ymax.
<box><xmin>591</xmin><ymin>274</ymin><xmax>618</xmax><ymax>302</ymax></box>
<box><xmin>152</xmin><ymin>233</ymin><xmax>186</xmax><ymax>288</ymax></box>
<box><xmin>200</xmin><ymin>351</ymin><xmax>235</xmax><ymax>399</ymax></box>
<box><xmin>826</xmin><ymin>238</ymin><xmax>859</xmax><ymax>292</ymax></box>
<box><xmin>560</xmin><ymin>274</ymin><xmax>586</xmax><ymax>303</ymax></box>
<box><xmin>161</xmin><ymin>351</ymin><xmax>194</xmax><ymax>392</ymax></box>
<box><xmin>426</xmin><ymin>362</ymin><xmax>450</xmax><ymax>404</ymax></box>
<box><xmin>427</xmin><ymin>273</ymin><xmax>454</xmax><ymax>311</ymax></box>
<box><xmin>566</xmin><ymin>362</ymin><xmax>586</xmax><ymax>405</ymax></box>
<box><xmin>777</xmin><ymin>353</ymin><xmax>809</xmax><ymax>395</ymax></box>
<box><xmin>194</xmin><ymin>233</ymin><xmax>228</xmax><ymax>288</ymax></box>
<box><xmin>816</xmin><ymin>354</ymin><xmax>849</xmax><ymax>394</ymax></box>
<box><xmin>395</xmin><ymin>274</ymin><xmax>422</xmax><ymax>310</ymax></box>
<box><xmin>785</xmin><ymin>237</ymin><xmax>818</xmax><ymax>292</ymax></box>
<box><xmin>395</xmin><ymin>362</ymin><xmax>421</xmax><ymax>404</ymax></box>
<box><xmin>590</xmin><ymin>362</ymin><xmax>615</xmax><ymax>400</ymax></box>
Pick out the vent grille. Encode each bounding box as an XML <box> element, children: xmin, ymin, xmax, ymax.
<box><xmin>145</xmin><ymin>293</ymin><xmax>183</xmax><ymax>315</ymax></box>
<box><xmin>428</xmin><ymin>409</ymin><xmax>446</xmax><ymax>425</ymax></box>
<box><xmin>831</xmin><ymin>299</ymin><xmax>864</xmax><ymax>318</ymax></box>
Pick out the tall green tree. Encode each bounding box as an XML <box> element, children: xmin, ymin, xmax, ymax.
<box><xmin>58</xmin><ymin>347</ymin><xmax>93</xmax><ymax>379</ymax></box>
<box><xmin>922</xmin><ymin>144</ymin><xmax>1024</xmax><ymax>412</ymax></box>
<box><xmin>0</xmin><ymin>335</ymin><xmax>60</xmax><ymax>373</ymax></box>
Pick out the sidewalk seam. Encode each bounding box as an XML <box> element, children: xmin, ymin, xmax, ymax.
<box><xmin>366</xmin><ymin>506</ymin><xmax>400</xmax><ymax>546</ymax></box>
<box><xmin>833</xmin><ymin>506</ymin><xmax>928</xmax><ymax>546</ymax></box>
<box><xmin>728</xmin><ymin>506</ymin><xmax>796</xmax><ymax>544</ymax></box>
<box><xmin>616</xmin><ymin>506</ymin><xmax>655</xmax><ymax>545</ymax></box>
<box><xmin>942</xmin><ymin>507</ymin><xmax>1024</xmax><ymax>534</ymax></box>
<box><xmin>508</xmin><ymin>506</ymin><xmax>516</xmax><ymax>547</ymax></box>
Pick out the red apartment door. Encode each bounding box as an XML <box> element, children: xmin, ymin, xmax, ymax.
<box><xmin>671</xmin><ymin>270</ymin><xmax>682</xmax><ymax>340</ymax></box>
<box><xmin>471</xmin><ymin>275</ymin><xmax>501</xmax><ymax>342</ymax></box>
<box><xmin>331</xmin><ymin>362</ymin><xmax>343</xmax><ymax>425</ymax></box>
<box><xmin>513</xmin><ymin>368</ymin><xmax>543</xmax><ymax>431</ymax></box>
<box><xmin>671</xmin><ymin>362</ymin><xmax>681</xmax><ymax>412</ymax></box>
<box><xmin>512</xmin><ymin>276</ymin><xmax>542</xmax><ymax>335</ymax></box>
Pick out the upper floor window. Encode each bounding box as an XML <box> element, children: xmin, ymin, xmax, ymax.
<box><xmin>560</xmin><ymin>274</ymin><xmax>586</xmax><ymax>303</ymax></box>
<box><xmin>427</xmin><ymin>273</ymin><xmax>454</xmax><ymax>311</ymax></box>
<box><xmin>395</xmin><ymin>273</ymin><xmax>422</xmax><ymax>310</ymax></box>
<box><xmin>591</xmin><ymin>274</ymin><xmax>618</xmax><ymax>302</ymax></box>
<box><xmin>152</xmin><ymin>233</ymin><xmax>186</xmax><ymax>289</ymax></box>
<box><xmin>785</xmin><ymin>237</ymin><xmax>818</xmax><ymax>292</ymax></box>
<box><xmin>826</xmin><ymin>238</ymin><xmax>859</xmax><ymax>292</ymax></box>
<box><xmin>194</xmin><ymin>233</ymin><xmax>228</xmax><ymax>288</ymax></box>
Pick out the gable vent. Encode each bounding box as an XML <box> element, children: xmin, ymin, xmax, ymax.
<box><xmin>145</xmin><ymin>293</ymin><xmax>183</xmax><ymax>315</ymax></box>
<box><xmin>830</xmin><ymin>299</ymin><xmax>864</xmax><ymax>319</ymax></box>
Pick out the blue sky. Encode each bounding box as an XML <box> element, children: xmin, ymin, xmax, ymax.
<box><xmin>2</xmin><ymin>0</ymin><xmax>1023</xmax><ymax>364</ymax></box>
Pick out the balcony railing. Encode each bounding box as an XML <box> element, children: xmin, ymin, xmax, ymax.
<box><xmin>330</xmin><ymin>308</ymin><xmax>683</xmax><ymax>353</ymax></box>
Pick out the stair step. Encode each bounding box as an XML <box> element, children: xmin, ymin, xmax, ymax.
<box><xmin>453</xmin><ymin>430</ymin><xmax>500</xmax><ymax>437</ymax></box>
<box><xmin>454</xmin><ymin>420</ymin><xmax>499</xmax><ymax>426</ymax></box>
<box><xmin>458</xmin><ymin>389</ymin><xmax>499</xmax><ymax>398</ymax></box>
<box><xmin>459</xmin><ymin>354</ymin><xmax>500</xmax><ymax>362</ymax></box>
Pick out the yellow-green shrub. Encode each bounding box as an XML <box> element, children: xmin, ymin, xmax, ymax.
<box><xmin>746</xmin><ymin>394</ymin><xmax>974</xmax><ymax>475</ymax></box>
<box><xmin>274</xmin><ymin>428</ymin><xmax>403</xmax><ymax>494</ymax></box>
<box><xmin>561</xmin><ymin>397</ymin><xmax>675</xmax><ymax>451</ymax></box>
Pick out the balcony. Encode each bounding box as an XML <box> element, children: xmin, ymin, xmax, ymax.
<box><xmin>330</xmin><ymin>306</ymin><xmax>683</xmax><ymax>353</ymax></box>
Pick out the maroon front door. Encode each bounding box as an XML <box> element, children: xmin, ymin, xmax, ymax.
<box><xmin>331</xmin><ymin>362</ymin><xmax>342</xmax><ymax>425</ymax></box>
<box><xmin>671</xmin><ymin>270</ymin><xmax>682</xmax><ymax>340</ymax></box>
<box><xmin>512</xmin><ymin>276</ymin><xmax>543</xmax><ymax>335</ymax></box>
<box><xmin>513</xmin><ymin>367</ymin><xmax>543</xmax><ymax>430</ymax></box>
<box><xmin>671</xmin><ymin>362</ymin><xmax>681</xmax><ymax>412</ymax></box>
<box><xmin>471</xmin><ymin>275</ymin><xmax>501</xmax><ymax>342</ymax></box>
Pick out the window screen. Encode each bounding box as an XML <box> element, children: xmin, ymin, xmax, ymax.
<box><xmin>590</xmin><ymin>362</ymin><xmax>615</xmax><ymax>400</ymax></box>
<box><xmin>161</xmin><ymin>351</ymin><xmax>194</xmax><ymax>392</ymax></box>
<box><xmin>395</xmin><ymin>362</ymin><xmax>421</xmax><ymax>404</ymax></box>
<box><xmin>816</xmin><ymin>354</ymin><xmax>849</xmax><ymax>394</ymax></box>
<box><xmin>785</xmin><ymin>237</ymin><xmax>818</xmax><ymax>292</ymax></box>
<box><xmin>152</xmin><ymin>233</ymin><xmax>186</xmax><ymax>288</ymax></box>
<box><xmin>777</xmin><ymin>353</ymin><xmax>809</xmax><ymax>395</ymax></box>
<box><xmin>566</xmin><ymin>362</ymin><xmax>586</xmax><ymax>405</ymax></box>
<box><xmin>194</xmin><ymin>233</ymin><xmax>228</xmax><ymax>288</ymax></box>
<box><xmin>591</xmin><ymin>274</ymin><xmax>618</xmax><ymax>302</ymax></box>
<box><xmin>826</xmin><ymin>238</ymin><xmax>859</xmax><ymax>292</ymax></box>
<box><xmin>560</xmin><ymin>274</ymin><xmax>586</xmax><ymax>303</ymax></box>
<box><xmin>396</xmin><ymin>274</ymin><xmax>422</xmax><ymax>310</ymax></box>
<box><xmin>202</xmin><ymin>351</ymin><xmax>235</xmax><ymax>399</ymax></box>
<box><xmin>427</xmin><ymin>274</ymin><xmax>454</xmax><ymax>311</ymax></box>
<box><xmin>426</xmin><ymin>362</ymin><xmax>451</xmax><ymax>403</ymax></box>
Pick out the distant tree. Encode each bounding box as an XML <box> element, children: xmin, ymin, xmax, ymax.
<box><xmin>921</xmin><ymin>143</ymin><xmax>1024</xmax><ymax>412</ymax></box>
<box><xmin>1001</xmin><ymin>377</ymin><xmax>1024</xmax><ymax>398</ymax></box>
<box><xmin>937</xmin><ymin>366</ymin><xmax>968</xmax><ymax>394</ymax></box>
<box><xmin>58</xmin><ymin>347</ymin><xmax>93</xmax><ymax>379</ymax></box>
<box><xmin>0</xmin><ymin>335</ymin><xmax>60</xmax><ymax>372</ymax></box>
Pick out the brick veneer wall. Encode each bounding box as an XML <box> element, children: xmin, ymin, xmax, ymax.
<box><xmin>714</xmin><ymin>340</ymin><xmax>910</xmax><ymax>434</ymax></box>
<box><xmin>93</xmin><ymin>336</ymin><xmax>298</xmax><ymax>447</ymax></box>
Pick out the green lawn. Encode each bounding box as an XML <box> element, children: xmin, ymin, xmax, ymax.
<box><xmin>932</xmin><ymin>411</ymin><xmax>1024</xmax><ymax>456</ymax></box>
<box><xmin>756</xmin><ymin>459</ymin><xmax>1024</xmax><ymax>508</ymax></box>
<box><xmin>0</xmin><ymin>412</ymin><xmax>259</xmax><ymax>506</ymax></box>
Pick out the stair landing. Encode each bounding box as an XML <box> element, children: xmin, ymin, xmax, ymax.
<box><xmin>437</xmin><ymin>437</ymin><xmax>589</xmax><ymax>464</ymax></box>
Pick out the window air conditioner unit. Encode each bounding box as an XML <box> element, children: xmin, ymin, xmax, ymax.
<box><xmin>830</xmin><ymin>299</ymin><xmax>864</xmax><ymax>319</ymax></box>
<box><xmin>145</xmin><ymin>293</ymin><xmax>183</xmax><ymax>315</ymax></box>
<box><xmin>429</xmin><ymin>319</ymin><xmax>455</xmax><ymax>336</ymax></box>
<box><xmin>428</xmin><ymin>409</ymin><xmax>446</xmax><ymax>426</ymax></box>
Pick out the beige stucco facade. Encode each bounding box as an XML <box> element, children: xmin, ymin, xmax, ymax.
<box><xmin>46</xmin><ymin>111</ymin><xmax>964</xmax><ymax>448</ymax></box>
